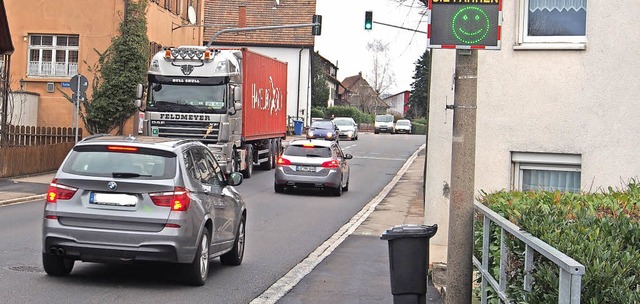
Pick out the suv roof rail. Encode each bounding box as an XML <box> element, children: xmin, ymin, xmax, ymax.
<box><xmin>80</xmin><ymin>134</ymin><xmax>111</xmax><ymax>142</ymax></box>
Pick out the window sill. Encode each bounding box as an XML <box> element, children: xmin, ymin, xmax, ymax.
<box><xmin>24</xmin><ymin>76</ymin><xmax>73</xmax><ymax>82</ymax></box>
<box><xmin>513</xmin><ymin>43</ymin><xmax>586</xmax><ymax>51</ymax></box>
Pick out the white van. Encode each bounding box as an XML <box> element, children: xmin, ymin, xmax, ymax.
<box><xmin>374</xmin><ymin>114</ymin><xmax>395</xmax><ymax>134</ymax></box>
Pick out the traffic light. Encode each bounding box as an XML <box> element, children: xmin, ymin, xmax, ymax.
<box><xmin>364</xmin><ymin>11</ymin><xmax>373</xmax><ymax>30</ymax></box>
<box><xmin>312</xmin><ymin>14</ymin><xmax>322</xmax><ymax>36</ymax></box>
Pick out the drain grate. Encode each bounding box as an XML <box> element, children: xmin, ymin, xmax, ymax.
<box><xmin>8</xmin><ymin>265</ymin><xmax>44</xmax><ymax>273</ymax></box>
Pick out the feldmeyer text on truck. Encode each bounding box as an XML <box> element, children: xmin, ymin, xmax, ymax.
<box><xmin>138</xmin><ymin>46</ymin><xmax>288</xmax><ymax>178</ymax></box>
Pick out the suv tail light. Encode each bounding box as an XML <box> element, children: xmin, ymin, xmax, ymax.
<box><xmin>46</xmin><ymin>179</ymin><xmax>78</xmax><ymax>203</ymax></box>
<box><xmin>150</xmin><ymin>187</ymin><xmax>191</xmax><ymax>211</ymax></box>
<box><xmin>277</xmin><ymin>157</ymin><xmax>292</xmax><ymax>166</ymax></box>
<box><xmin>321</xmin><ymin>160</ymin><xmax>340</xmax><ymax>168</ymax></box>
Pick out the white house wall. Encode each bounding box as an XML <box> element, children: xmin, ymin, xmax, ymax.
<box><xmin>425</xmin><ymin>0</ymin><xmax>640</xmax><ymax>264</ymax></box>
<box><xmin>8</xmin><ymin>92</ymin><xmax>39</xmax><ymax>126</ymax></box>
<box><xmin>385</xmin><ymin>94</ymin><xmax>405</xmax><ymax>115</ymax></box>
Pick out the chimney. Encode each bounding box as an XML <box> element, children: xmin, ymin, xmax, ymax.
<box><xmin>238</xmin><ymin>6</ymin><xmax>246</xmax><ymax>28</ymax></box>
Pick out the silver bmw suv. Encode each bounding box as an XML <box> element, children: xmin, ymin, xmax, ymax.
<box><xmin>42</xmin><ymin>135</ymin><xmax>246</xmax><ymax>286</ymax></box>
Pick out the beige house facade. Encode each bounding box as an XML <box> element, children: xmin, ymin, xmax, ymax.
<box><xmin>425</xmin><ymin>0</ymin><xmax>640</xmax><ymax>264</ymax></box>
<box><xmin>4</xmin><ymin>0</ymin><xmax>203</xmax><ymax>132</ymax></box>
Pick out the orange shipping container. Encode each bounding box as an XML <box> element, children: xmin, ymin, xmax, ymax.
<box><xmin>241</xmin><ymin>49</ymin><xmax>288</xmax><ymax>141</ymax></box>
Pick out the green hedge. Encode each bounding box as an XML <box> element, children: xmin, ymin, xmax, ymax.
<box><xmin>323</xmin><ymin>106</ymin><xmax>375</xmax><ymax>124</ymax></box>
<box><xmin>412</xmin><ymin>122</ymin><xmax>426</xmax><ymax>135</ymax></box>
<box><xmin>311</xmin><ymin>107</ymin><xmax>325</xmax><ymax>119</ymax></box>
<box><xmin>477</xmin><ymin>184</ymin><xmax>640</xmax><ymax>303</ymax></box>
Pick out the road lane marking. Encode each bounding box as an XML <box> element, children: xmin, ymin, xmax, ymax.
<box><xmin>250</xmin><ymin>144</ymin><xmax>426</xmax><ymax>304</ymax></box>
<box><xmin>354</xmin><ymin>156</ymin><xmax>407</xmax><ymax>161</ymax></box>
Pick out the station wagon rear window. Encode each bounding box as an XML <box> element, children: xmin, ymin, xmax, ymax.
<box><xmin>62</xmin><ymin>146</ymin><xmax>177</xmax><ymax>179</ymax></box>
<box><xmin>284</xmin><ymin>145</ymin><xmax>332</xmax><ymax>158</ymax></box>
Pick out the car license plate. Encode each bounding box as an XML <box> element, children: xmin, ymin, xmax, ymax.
<box><xmin>90</xmin><ymin>192</ymin><xmax>138</xmax><ymax>207</ymax></box>
<box><xmin>296</xmin><ymin>166</ymin><xmax>315</xmax><ymax>172</ymax></box>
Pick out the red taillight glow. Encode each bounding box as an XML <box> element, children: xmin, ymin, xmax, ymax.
<box><xmin>46</xmin><ymin>179</ymin><xmax>78</xmax><ymax>203</ymax></box>
<box><xmin>302</xmin><ymin>143</ymin><xmax>315</xmax><ymax>148</ymax></box>
<box><xmin>277</xmin><ymin>157</ymin><xmax>292</xmax><ymax>166</ymax></box>
<box><xmin>150</xmin><ymin>187</ymin><xmax>191</xmax><ymax>211</ymax></box>
<box><xmin>107</xmin><ymin>146</ymin><xmax>139</xmax><ymax>152</ymax></box>
<box><xmin>321</xmin><ymin>160</ymin><xmax>340</xmax><ymax>168</ymax></box>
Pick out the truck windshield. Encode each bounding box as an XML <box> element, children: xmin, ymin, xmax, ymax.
<box><xmin>147</xmin><ymin>83</ymin><xmax>227</xmax><ymax>113</ymax></box>
<box><xmin>375</xmin><ymin>115</ymin><xmax>393</xmax><ymax>122</ymax></box>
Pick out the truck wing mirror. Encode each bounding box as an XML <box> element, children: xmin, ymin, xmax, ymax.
<box><xmin>136</xmin><ymin>84</ymin><xmax>144</xmax><ymax>99</ymax></box>
<box><xmin>234</xmin><ymin>86</ymin><xmax>242</xmax><ymax>102</ymax></box>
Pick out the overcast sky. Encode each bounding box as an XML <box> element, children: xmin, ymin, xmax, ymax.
<box><xmin>315</xmin><ymin>0</ymin><xmax>428</xmax><ymax>94</ymax></box>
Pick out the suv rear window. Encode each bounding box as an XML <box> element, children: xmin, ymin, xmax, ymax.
<box><xmin>284</xmin><ymin>145</ymin><xmax>332</xmax><ymax>158</ymax></box>
<box><xmin>61</xmin><ymin>146</ymin><xmax>177</xmax><ymax>179</ymax></box>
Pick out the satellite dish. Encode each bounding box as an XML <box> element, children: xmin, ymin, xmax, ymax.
<box><xmin>187</xmin><ymin>6</ymin><xmax>197</xmax><ymax>25</ymax></box>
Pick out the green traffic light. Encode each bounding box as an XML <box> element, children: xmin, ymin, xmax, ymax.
<box><xmin>365</xmin><ymin>11</ymin><xmax>373</xmax><ymax>30</ymax></box>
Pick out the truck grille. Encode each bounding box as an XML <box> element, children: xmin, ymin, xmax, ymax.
<box><xmin>152</xmin><ymin>120</ymin><xmax>220</xmax><ymax>144</ymax></box>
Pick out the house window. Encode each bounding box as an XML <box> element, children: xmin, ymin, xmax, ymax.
<box><xmin>28</xmin><ymin>34</ymin><xmax>79</xmax><ymax>77</ymax></box>
<box><xmin>512</xmin><ymin>152</ymin><xmax>581</xmax><ymax>192</ymax></box>
<box><xmin>518</xmin><ymin>0</ymin><xmax>587</xmax><ymax>46</ymax></box>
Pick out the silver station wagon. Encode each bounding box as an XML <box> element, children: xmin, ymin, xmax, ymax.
<box><xmin>274</xmin><ymin>139</ymin><xmax>352</xmax><ymax>196</ymax></box>
<box><xmin>42</xmin><ymin>135</ymin><xmax>246</xmax><ymax>286</ymax></box>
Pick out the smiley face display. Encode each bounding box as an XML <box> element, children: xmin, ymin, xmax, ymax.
<box><xmin>451</xmin><ymin>6</ymin><xmax>490</xmax><ymax>45</ymax></box>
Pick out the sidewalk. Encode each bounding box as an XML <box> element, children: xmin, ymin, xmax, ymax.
<box><xmin>274</xmin><ymin>148</ymin><xmax>442</xmax><ymax>304</ymax></box>
<box><xmin>0</xmin><ymin>172</ymin><xmax>54</xmax><ymax>205</ymax></box>
<box><xmin>0</xmin><ymin>146</ymin><xmax>443</xmax><ymax>303</ymax></box>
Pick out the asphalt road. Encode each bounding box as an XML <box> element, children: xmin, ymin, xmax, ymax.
<box><xmin>0</xmin><ymin>133</ymin><xmax>426</xmax><ymax>304</ymax></box>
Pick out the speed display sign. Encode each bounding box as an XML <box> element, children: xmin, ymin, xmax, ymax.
<box><xmin>427</xmin><ymin>0</ymin><xmax>502</xmax><ymax>50</ymax></box>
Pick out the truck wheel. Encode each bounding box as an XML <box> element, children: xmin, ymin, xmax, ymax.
<box><xmin>270</xmin><ymin>139</ymin><xmax>279</xmax><ymax>169</ymax></box>
<box><xmin>260</xmin><ymin>141</ymin><xmax>273</xmax><ymax>170</ymax></box>
<box><xmin>229</xmin><ymin>150</ymin><xmax>239</xmax><ymax>175</ymax></box>
<box><xmin>241</xmin><ymin>145</ymin><xmax>253</xmax><ymax>178</ymax></box>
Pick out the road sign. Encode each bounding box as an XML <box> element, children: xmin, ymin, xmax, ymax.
<box><xmin>70</xmin><ymin>74</ymin><xmax>89</xmax><ymax>93</ymax></box>
<box><xmin>61</xmin><ymin>82</ymin><xmax>71</xmax><ymax>88</ymax></box>
<box><xmin>427</xmin><ymin>0</ymin><xmax>502</xmax><ymax>50</ymax></box>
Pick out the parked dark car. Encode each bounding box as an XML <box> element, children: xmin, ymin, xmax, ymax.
<box><xmin>306</xmin><ymin>119</ymin><xmax>340</xmax><ymax>141</ymax></box>
<box><xmin>274</xmin><ymin>139</ymin><xmax>352</xmax><ymax>196</ymax></box>
<box><xmin>42</xmin><ymin>135</ymin><xmax>247</xmax><ymax>286</ymax></box>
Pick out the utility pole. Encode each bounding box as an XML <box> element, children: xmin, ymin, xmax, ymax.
<box><xmin>445</xmin><ymin>49</ymin><xmax>477</xmax><ymax>304</ymax></box>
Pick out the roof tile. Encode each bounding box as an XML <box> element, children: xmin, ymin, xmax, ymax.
<box><xmin>204</xmin><ymin>0</ymin><xmax>316</xmax><ymax>47</ymax></box>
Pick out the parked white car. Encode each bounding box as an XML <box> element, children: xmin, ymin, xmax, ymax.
<box><xmin>394</xmin><ymin>119</ymin><xmax>412</xmax><ymax>134</ymax></box>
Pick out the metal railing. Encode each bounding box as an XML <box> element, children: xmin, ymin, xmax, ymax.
<box><xmin>473</xmin><ymin>202</ymin><xmax>585</xmax><ymax>304</ymax></box>
<box><xmin>28</xmin><ymin>62</ymin><xmax>78</xmax><ymax>77</ymax></box>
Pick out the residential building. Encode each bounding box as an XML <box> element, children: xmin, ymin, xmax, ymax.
<box><xmin>383</xmin><ymin>90</ymin><xmax>410</xmax><ymax>117</ymax></box>
<box><xmin>314</xmin><ymin>52</ymin><xmax>339</xmax><ymax>107</ymax></box>
<box><xmin>338</xmin><ymin>72</ymin><xmax>388</xmax><ymax>114</ymax></box>
<box><xmin>425</xmin><ymin>0</ymin><xmax>640</xmax><ymax>265</ymax></box>
<box><xmin>4</xmin><ymin>0</ymin><xmax>204</xmax><ymax>131</ymax></box>
<box><xmin>204</xmin><ymin>0</ymin><xmax>316</xmax><ymax>124</ymax></box>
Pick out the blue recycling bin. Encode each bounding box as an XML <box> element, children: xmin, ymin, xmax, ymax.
<box><xmin>293</xmin><ymin>120</ymin><xmax>304</xmax><ymax>135</ymax></box>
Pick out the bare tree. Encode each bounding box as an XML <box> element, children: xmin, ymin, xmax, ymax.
<box><xmin>0</xmin><ymin>69</ymin><xmax>27</xmax><ymax>127</ymax></box>
<box><xmin>365</xmin><ymin>39</ymin><xmax>396</xmax><ymax>96</ymax></box>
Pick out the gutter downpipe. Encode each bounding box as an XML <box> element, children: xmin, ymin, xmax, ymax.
<box><xmin>297</xmin><ymin>48</ymin><xmax>303</xmax><ymax>121</ymax></box>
